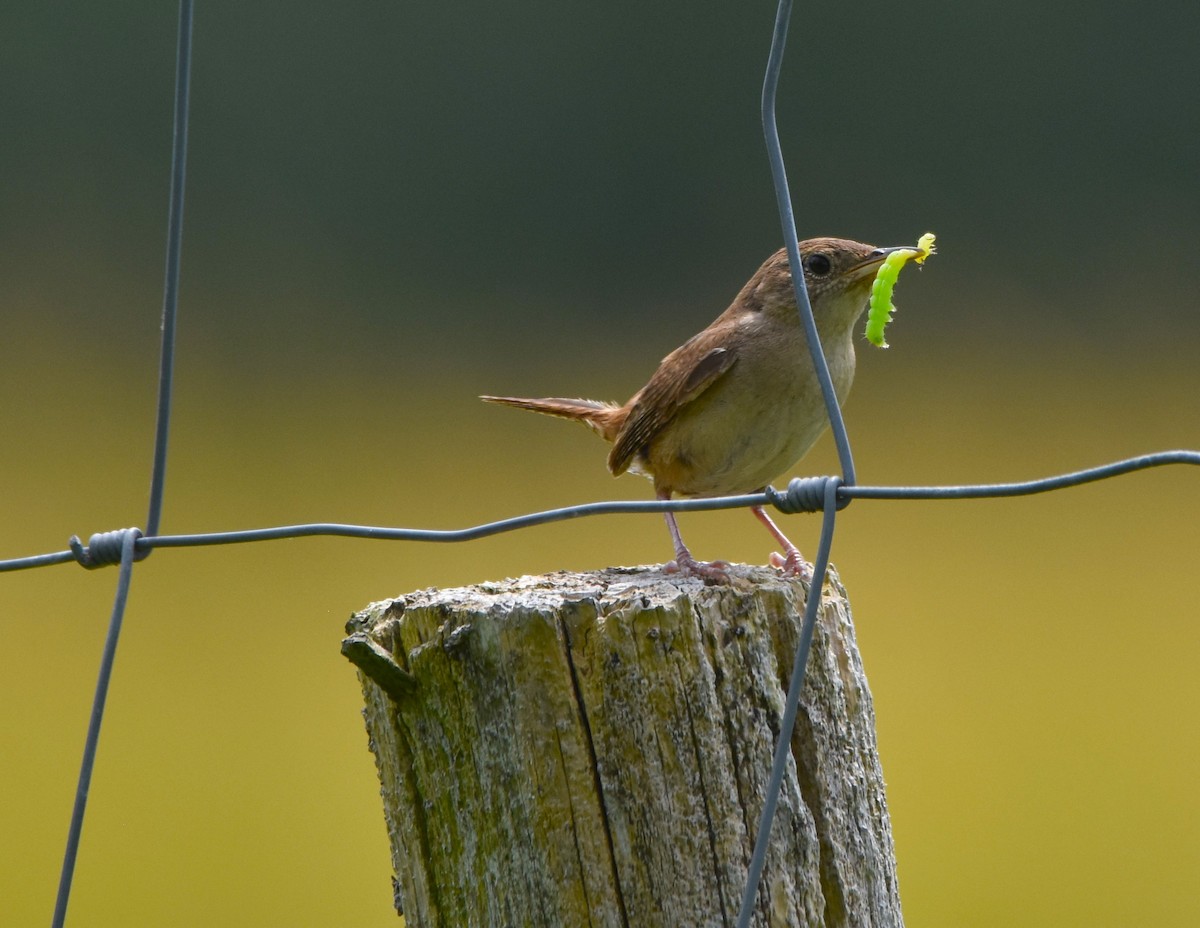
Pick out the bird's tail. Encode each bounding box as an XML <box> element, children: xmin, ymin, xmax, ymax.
<box><xmin>480</xmin><ymin>395</ymin><xmax>624</xmax><ymax>443</ymax></box>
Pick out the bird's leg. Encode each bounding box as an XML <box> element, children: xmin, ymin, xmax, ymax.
<box><xmin>752</xmin><ymin>506</ymin><xmax>813</xmax><ymax>581</ymax></box>
<box><xmin>659</xmin><ymin>493</ymin><xmax>731</xmax><ymax>581</ymax></box>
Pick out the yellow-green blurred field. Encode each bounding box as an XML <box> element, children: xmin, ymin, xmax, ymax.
<box><xmin>2</xmin><ymin>317</ymin><xmax>1197</xmax><ymax>926</ymax></box>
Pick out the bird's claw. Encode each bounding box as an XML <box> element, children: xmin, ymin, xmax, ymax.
<box><xmin>665</xmin><ymin>554</ymin><xmax>733</xmax><ymax>583</ymax></box>
<box><xmin>769</xmin><ymin>549</ymin><xmax>813</xmax><ymax>582</ymax></box>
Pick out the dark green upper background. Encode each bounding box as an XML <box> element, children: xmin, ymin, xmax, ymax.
<box><xmin>3</xmin><ymin>1</ymin><xmax>1197</xmax><ymax>364</ymax></box>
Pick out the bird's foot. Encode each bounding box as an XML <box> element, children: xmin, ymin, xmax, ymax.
<box><xmin>769</xmin><ymin>548</ymin><xmax>813</xmax><ymax>582</ymax></box>
<box><xmin>664</xmin><ymin>553</ymin><xmax>733</xmax><ymax>583</ymax></box>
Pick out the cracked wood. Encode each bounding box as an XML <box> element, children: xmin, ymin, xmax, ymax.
<box><xmin>345</xmin><ymin>565</ymin><xmax>903</xmax><ymax>928</ymax></box>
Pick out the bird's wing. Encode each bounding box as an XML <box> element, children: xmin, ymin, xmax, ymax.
<box><xmin>608</xmin><ymin>330</ymin><xmax>737</xmax><ymax>477</ymax></box>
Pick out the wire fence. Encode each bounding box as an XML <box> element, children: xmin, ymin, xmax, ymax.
<box><xmin>3</xmin><ymin>1</ymin><xmax>1197</xmax><ymax>926</ymax></box>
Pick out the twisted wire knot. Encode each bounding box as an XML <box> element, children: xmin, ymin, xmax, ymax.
<box><xmin>69</xmin><ymin>528</ymin><xmax>147</xmax><ymax>569</ymax></box>
<box><xmin>766</xmin><ymin>476</ymin><xmax>846</xmax><ymax>514</ymax></box>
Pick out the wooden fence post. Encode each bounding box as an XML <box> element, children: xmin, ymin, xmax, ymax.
<box><xmin>343</xmin><ymin>564</ymin><xmax>902</xmax><ymax>927</ymax></box>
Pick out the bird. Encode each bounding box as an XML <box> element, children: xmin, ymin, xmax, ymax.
<box><xmin>483</xmin><ymin>237</ymin><xmax>918</xmax><ymax>581</ymax></box>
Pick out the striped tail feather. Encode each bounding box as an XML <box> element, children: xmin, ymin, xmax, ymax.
<box><xmin>480</xmin><ymin>395</ymin><xmax>625</xmax><ymax>442</ymax></box>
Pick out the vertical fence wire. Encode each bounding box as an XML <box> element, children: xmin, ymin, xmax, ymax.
<box><xmin>736</xmin><ymin>479</ymin><xmax>840</xmax><ymax>927</ymax></box>
<box><xmin>146</xmin><ymin>0</ymin><xmax>194</xmax><ymax>539</ymax></box>
<box><xmin>760</xmin><ymin>0</ymin><xmax>856</xmax><ymax>490</ymax></box>
<box><xmin>733</xmin><ymin>0</ymin><xmax>854</xmax><ymax>920</ymax></box>
<box><xmin>50</xmin><ymin>2</ymin><xmax>194</xmax><ymax>924</ymax></box>
<box><xmin>50</xmin><ymin>531</ymin><xmax>139</xmax><ymax>928</ymax></box>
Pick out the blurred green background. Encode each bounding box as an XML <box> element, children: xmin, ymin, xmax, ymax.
<box><xmin>2</xmin><ymin>1</ymin><xmax>1198</xmax><ymax>925</ymax></box>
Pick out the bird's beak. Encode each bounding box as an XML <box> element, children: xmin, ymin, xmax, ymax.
<box><xmin>847</xmin><ymin>245</ymin><xmax>921</xmax><ymax>281</ymax></box>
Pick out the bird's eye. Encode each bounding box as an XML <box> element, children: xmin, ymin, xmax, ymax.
<box><xmin>804</xmin><ymin>253</ymin><xmax>832</xmax><ymax>277</ymax></box>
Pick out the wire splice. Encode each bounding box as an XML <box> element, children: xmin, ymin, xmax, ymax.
<box><xmin>68</xmin><ymin>529</ymin><xmax>147</xmax><ymax>570</ymax></box>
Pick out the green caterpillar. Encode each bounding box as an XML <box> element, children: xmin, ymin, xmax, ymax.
<box><xmin>865</xmin><ymin>232</ymin><xmax>936</xmax><ymax>348</ymax></box>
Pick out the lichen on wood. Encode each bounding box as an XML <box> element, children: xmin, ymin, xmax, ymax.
<box><xmin>345</xmin><ymin>565</ymin><xmax>902</xmax><ymax>928</ymax></box>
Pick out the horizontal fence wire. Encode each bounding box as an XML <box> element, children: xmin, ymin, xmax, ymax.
<box><xmin>2</xmin><ymin>453</ymin><xmax>1198</xmax><ymax>574</ymax></box>
<box><xmin>3</xmin><ymin>0</ymin><xmax>1197</xmax><ymax>925</ymax></box>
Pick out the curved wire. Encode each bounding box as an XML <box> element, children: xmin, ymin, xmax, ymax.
<box><xmin>760</xmin><ymin>0</ymin><xmax>856</xmax><ymax>488</ymax></box>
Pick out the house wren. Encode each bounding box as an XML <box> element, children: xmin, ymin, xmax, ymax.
<box><xmin>483</xmin><ymin>237</ymin><xmax>917</xmax><ymax>581</ymax></box>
